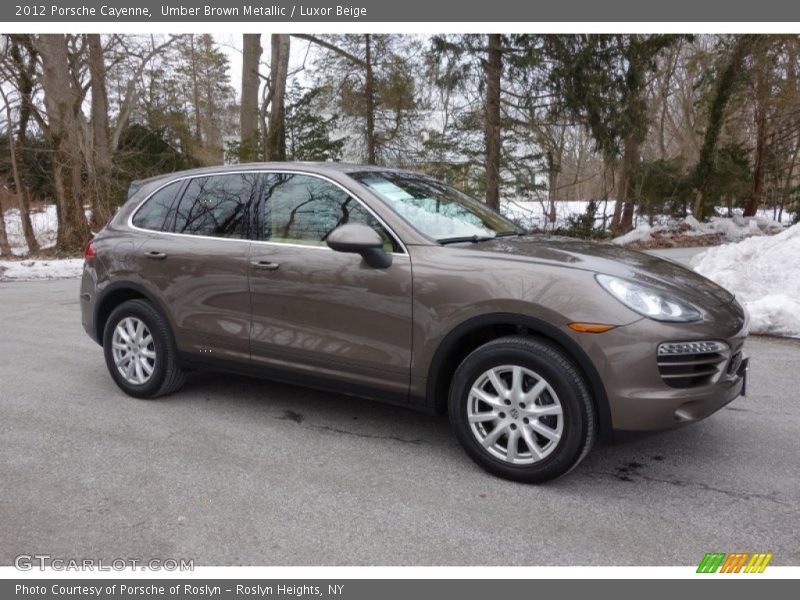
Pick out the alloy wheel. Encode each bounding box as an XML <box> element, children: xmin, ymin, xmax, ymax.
<box><xmin>111</xmin><ymin>317</ymin><xmax>156</xmax><ymax>385</ymax></box>
<box><xmin>467</xmin><ymin>365</ymin><xmax>564</xmax><ymax>464</ymax></box>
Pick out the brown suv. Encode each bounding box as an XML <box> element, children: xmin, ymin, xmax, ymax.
<box><xmin>80</xmin><ymin>163</ymin><xmax>749</xmax><ymax>482</ymax></box>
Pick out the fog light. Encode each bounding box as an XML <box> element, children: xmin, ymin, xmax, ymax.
<box><xmin>657</xmin><ymin>340</ymin><xmax>729</xmax><ymax>356</ymax></box>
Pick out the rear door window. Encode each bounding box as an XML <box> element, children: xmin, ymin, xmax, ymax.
<box><xmin>171</xmin><ymin>173</ymin><xmax>259</xmax><ymax>239</ymax></box>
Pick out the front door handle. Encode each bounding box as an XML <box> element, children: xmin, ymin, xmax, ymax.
<box><xmin>144</xmin><ymin>251</ymin><xmax>167</xmax><ymax>260</ymax></box>
<box><xmin>251</xmin><ymin>260</ymin><xmax>280</xmax><ymax>271</ymax></box>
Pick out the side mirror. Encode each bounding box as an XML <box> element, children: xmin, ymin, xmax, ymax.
<box><xmin>326</xmin><ymin>223</ymin><xmax>393</xmax><ymax>269</ymax></box>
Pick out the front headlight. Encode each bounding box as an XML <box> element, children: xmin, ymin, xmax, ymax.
<box><xmin>596</xmin><ymin>274</ymin><xmax>701</xmax><ymax>322</ymax></box>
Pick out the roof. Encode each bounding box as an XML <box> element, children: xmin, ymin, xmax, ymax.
<box><xmin>131</xmin><ymin>161</ymin><xmax>409</xmax><ymax>186</ymax></box>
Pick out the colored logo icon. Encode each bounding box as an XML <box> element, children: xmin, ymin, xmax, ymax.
<box><xmin>697</xmin><ymin>552</ymin><xmax>773</xmax><ymax>573</ymax></box>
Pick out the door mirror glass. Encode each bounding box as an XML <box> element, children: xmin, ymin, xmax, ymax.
<box><xmin>327</xmin><ymin>224</ymin><xmax>393</xmax><ymax>269</ymax></box>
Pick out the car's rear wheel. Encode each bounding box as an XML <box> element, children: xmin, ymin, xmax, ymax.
<box><xmin>103</xmin><ymin>299</ymin><xmax>186</xmax><ymax>398</ymax></box>
<box><xmin>448</xmin><ymin>335</ymin><xmax>596</xmax><ymax>483</ymax></box>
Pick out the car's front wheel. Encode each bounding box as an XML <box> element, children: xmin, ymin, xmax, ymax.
<box><xmin>103</xmin><ymin>299</ymin><xmax>186</xmax><ymax>399</ymax></box>
<box><xmin>448</xmin><ymin>335</ymin><xmax>596</xmax><ymax>483</ymax></box>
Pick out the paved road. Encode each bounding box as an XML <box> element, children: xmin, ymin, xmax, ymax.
<box><xmin>1</xmin><ymin>279</ymin><xmax>798</xmax><ymax>566</ymax></box>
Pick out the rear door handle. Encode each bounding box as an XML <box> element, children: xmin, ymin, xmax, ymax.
<box><xmin>251</xmin><ymin>260</ymin><xmax>280</xmax><ymax>271</ymax></box>
<box><xmin>144</xmin><ymin>251</ymin><xmax>167</xmax><ymax>260</ymax></box>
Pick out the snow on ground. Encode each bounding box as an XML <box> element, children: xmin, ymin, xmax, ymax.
<box><xmin>0</xmin><ymin>258</ymin><xmax>84</xmax><ymax>282</ymax></box>
<box><xmin>1</xmin><ymin>204</ymin><xmax>89</xmax><ymax>282</ymax></box>
<box><xmin>4</xmin><ymin>204</ymin><xmax>59</xmax><ymax>255</ymax></box>
<box><xmin>692</xmin><ymin>223</ymin><xmax>800</xmax><ymax>338</ymax></box>
<box><xmin>502</xmin><ymin>199</ymin><xmax>615</xmax><ymax>230</ymax></box>
<box><xmin>501</xmin><ymin>198</ymin><xmax>794</xmax><ymax>235</ymax></box>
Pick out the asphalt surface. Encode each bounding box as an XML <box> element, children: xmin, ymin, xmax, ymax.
<box><xmin>1</xmin><ymin>278</ymin><xmax>798</xmax><ymax>566</ymax></box>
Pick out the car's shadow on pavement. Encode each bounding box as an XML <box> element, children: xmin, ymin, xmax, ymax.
<box><xmin>161</xmin><ymin>367</ymin><xmax>741</xmax><ymax>490</ymax></box>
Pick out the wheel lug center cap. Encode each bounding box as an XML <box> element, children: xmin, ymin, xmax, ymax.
<box><xmin>510</xmin><ymin>408</ymin><xmax>519</xmax><ymax>420</ymax></box>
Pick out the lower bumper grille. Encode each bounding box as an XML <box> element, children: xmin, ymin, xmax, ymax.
<box><xmin>657</xmin><ymin>341</ymin><xmax>730</xmax><ymax>389</ymax></box>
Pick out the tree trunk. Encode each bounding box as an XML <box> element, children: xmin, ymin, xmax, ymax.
<box><xmin>266</xmin><ymin>34</ymin><xmax>290</xmax><ymax>161</ymax></box>
<box><xmin>484</xmin><ymin>34</ymin><xmax>502</xmax><ymax>210</ymax></box>
<box><xmin>188</xmin><ymin>35</ymin><xmax>203</xmax><ymax>143</ymax></box>
<box><xmin>364</xmin><ymin>34</ymin><xmax>377</xmax><ymax>164</ymax></box>
<box><xmin>1</xmin><ymin>85</ymin><xmax>27</xmax><ymax>255</ymax></box>
<box><xmin>546</xmin><ymin>151</ymin><xmax>558</xmax><ymax>226</ymax></box>
<box><xmin>610</xmin><ymin>182</ymin><xmax>623</xmax><ymax>231</ymax></box>
<box><xmin>617</xmin><ymin>132</ymin><xmax>640</xmax><ymax>233</ymax></box>
<box><xmin>37</xmin><ymin>34</ymin><xmax>91</xmax><ymax>253</ymax></box>
<box><xmin>8</xmin><ymin>35</ymin><xmax>39</xmax><ymax>253</ymax></box>
<box><xmin>87</xmin><ymin>34</ymin><xmax>114</xmax><ymax>230</ymax></box>
<box><xmin>0</xmin><ymin>194</ymin><xmax>11</xmax><ymax>256</ymax></box>
<box><xmin>745</xmin><ymin>45</ymin><xmax>770</xmax><ymax>218</ymax></box>
<box><xmin>240</xmin><ymin>34</ymin><xmax>262</xmax><ymax>162</ymax></box>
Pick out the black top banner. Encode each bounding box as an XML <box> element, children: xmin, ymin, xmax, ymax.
<box><xmin>5</xmin><ymin>0</ymin><xmax>800</xmax><ymax>22</ymax></box>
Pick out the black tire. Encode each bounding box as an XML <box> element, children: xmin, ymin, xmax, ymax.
<box><xmin>102</xmin><ymin>299</ymin><xmax>186</xmax><ymax>399</ymax></box>
<box><xmin>448</xmin><ymin>335</ymin><xmax>596</xmax><ymax>483</ymax></box>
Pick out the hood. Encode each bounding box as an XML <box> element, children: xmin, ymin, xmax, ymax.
<box><xmin>462</xmin><ymin>235</ymin><xmax>737</xmax><ymax>309</ymax></box>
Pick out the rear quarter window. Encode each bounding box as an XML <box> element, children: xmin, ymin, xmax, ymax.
<box><xmin>131</xmin><ymin>181</ymin><xmax>182</xmax><ymax>231</ymax></box>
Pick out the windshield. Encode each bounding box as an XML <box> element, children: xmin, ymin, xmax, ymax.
<box><xmin>349</xmin><ymin>171</ymin><xmax>522</xmax><ymax>242</ymax></box>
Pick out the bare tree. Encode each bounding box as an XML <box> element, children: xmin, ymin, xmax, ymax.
<box><xmin>745</xmin><ymin>41</ymin><xmax>773</xmax><ymax>217</ymax></box>
<box><xmin>266</xmin><ymin>34</ymin><xmax>290</xmax><ymax>161</ymax></box>
<box><xmin>294</xmin><ymin>34</ymin><xmax>406</xmax><ymax>165</ymax></box>
<box><xmin>1</xmin><ymin>85</ymin><xmax>24</xmax><ymax>255</ymax></box>
<box><xmin>240</xmin><ymin>34</ymin><xmax>262</xmax><ymax>161</ymax></box>
<box><xmin>108</xmin><ymin>34</ymin><xmax>179</xmax><ymax>151</ymax></box>
<box><xmin>4</xmin><ymin>35</ymin><xmax>40</xmax><ymax>252</ymax></box>
<box><xmin>36</xmin><ymin>34</ymin><xmax>91</xmax><ymax>253</ymax></box>
<box><xmin>87</xmin><ymin>34</ymin><xmax>114</xmax><ymax>230</ymax></box>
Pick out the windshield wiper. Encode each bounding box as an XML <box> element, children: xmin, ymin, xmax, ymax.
<box><xmin>437</xmin><ymin>235</ymin><xmax>497</xmax><ymax>245</ymax></box>
<box><xmin>494</xmin><ymin>231</ymin><xmax>524</xmax><ymax>238</ymax></box>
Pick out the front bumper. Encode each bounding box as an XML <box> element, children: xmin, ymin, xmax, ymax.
<box><xmin>569</xmin><ymin>313</ymin><xmax>749</xmax><ymax>432</ymax></box>
<box><xmin>611</xmin><ymin>360</ymin><xmax>747</xmax><ymax>431</ymax></box>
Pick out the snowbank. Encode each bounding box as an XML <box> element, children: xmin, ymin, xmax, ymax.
<box><xmin>692</xmin><ymin>223</ymin><xmax>800</xmax><ymax>338</ymax></box>
<box><xmin>611</xmin><ymin>223</ymin><xmax>654</xmax><ymax>246</ymax></box>
<box><xmin>0</xmin><ymin>258</ymin><xmax>84</xmax><ymax>282</ymax></box>
<box><xmin>613</xmin><ymin>214</ymin><xmax>790</xmax><ymax>247</ymax></box>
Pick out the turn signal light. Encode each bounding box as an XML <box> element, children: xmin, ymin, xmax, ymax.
<box><xmin>568</xmin><ymin>322</ymin><xmax>616</xmax><ymax>334</ymax></box>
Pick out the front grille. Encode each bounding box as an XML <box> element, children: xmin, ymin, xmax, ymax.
<box><xmin>657</xmin><ymin>341</ymin><xmax>729</xmax><ymax>389</ymax></box>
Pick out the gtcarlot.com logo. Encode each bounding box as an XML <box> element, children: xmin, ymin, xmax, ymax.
<box><xmin>697</xmin><ymin>552</ymin><xmax>773</xmax><ymax>573</ymax></box>
<box><xmin>14</xmin><ymin>554</ymin><xmax>194</xmax><ymax>571</ymax></box>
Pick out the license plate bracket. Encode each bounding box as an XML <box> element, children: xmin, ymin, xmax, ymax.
<box><xmin>737</xmin><ymin>357</ymin><xmax>750</xmax><ymax>396</ymax></box>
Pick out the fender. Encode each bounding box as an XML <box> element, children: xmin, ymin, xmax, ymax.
<box><xmin>92</xmin><ymin>280</ymin><xmax>176</xmax><ymax>345</ymax></box>
<box><xmin>425</xmin><ymin>312</ymin><xmax>613</xmax><ymax>439</ymax></box>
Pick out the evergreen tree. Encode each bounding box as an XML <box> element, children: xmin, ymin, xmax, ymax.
<box><xmin>285</xmin><ymin>84</ymin><xmax>346</xmax><ymax>162</ymax></box>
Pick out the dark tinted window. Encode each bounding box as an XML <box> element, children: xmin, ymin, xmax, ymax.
<box><xmin>263</xmin><ymin>173</ymin><xmax>397</xmax><ymax>252</ymax></box>
<box><xmin>172</xmin><ymin>173</ymin><xmax>257</xmax><ymax>239</ymax></box>
<box><xmin>131</xmin><ymin>181</ymin><xmax>182</xmax><ymax>231</ymax></box>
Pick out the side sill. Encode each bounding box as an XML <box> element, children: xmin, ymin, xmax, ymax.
<box><xmin>179</xmin><ymin>354</ymin><xmax>431</xmax><ymax>413</ymax></box>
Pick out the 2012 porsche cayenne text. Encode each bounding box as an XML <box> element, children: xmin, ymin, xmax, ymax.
<box><xmin>80</xmin><ymin>163</ymin><xmax>749</xmax><ymax>482</ymax></box>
